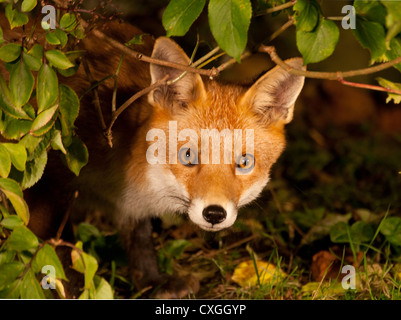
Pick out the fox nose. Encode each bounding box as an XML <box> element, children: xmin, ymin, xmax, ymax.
<box><xmin>202</xmin><ymin>205</ymin><xmax>227</xmax><ymax>225</ymax></box>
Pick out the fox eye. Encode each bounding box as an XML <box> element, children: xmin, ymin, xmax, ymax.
<box><xmin>178</xmin><ymin>148</ymin><xmax>198</xmax><ymax>166</ymax></box>
<box><xmin>236</xmin><ymin>153</ymin><xmax>255</xmax><ymax>173</ymax></box>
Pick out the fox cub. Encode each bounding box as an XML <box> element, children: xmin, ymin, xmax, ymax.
<box><xmin>3</xmin><ymin>19</ymin><xmax>305</xmax><ymax>298</ymax></box>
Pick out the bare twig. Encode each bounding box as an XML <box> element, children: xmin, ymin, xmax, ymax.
<box><xmin>105</xmin><ymin>75</ymin><xmax>170</xmax><ymax>147</ymax></box>
<box><xmin>263</xmin><ymin>18</ymin><xmax>294</xmax><ymax>44</ymax></box>
<box><xmin>55</xmin><ymin>190</ymin><xmax>79</xmax><ymax>242</ymax></box>
<box><xmin>338</xmin><ymin>78</ymin><xmax>401</xmax><ymax>95</ymax></box>
<box><xmin>82</xmin><ymin>58</ymin><xmax>107</xmax><ymax>131</ymax></box>
<box><xmin>91</xmin><ymin>29</ymin><xmax>219</xmax><ymax>79</ymax></box>
<box><xmin>259</xmin><ymin>45</ymin><xmax>401</xmax><ymax>80</ymax></box>
<box><xmin>255</xmin><ymin>0</ymin><xmax>297</xmax><ymax>17</ymax></box>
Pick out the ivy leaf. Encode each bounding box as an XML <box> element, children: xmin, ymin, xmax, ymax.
<box><xmin>0</xmin><ymin>43</ymin><xmax>21</xmax><ymax>63</ymax></box>
<box><xmin>9</xmin><ymin>60</ymin><xmax>34</xmax><ymax>109</ymax></box>
<box><xmin>0</xmin><ymin>178</ymin><xmax>29</xmax><ymax>224</ymax></box>
<box><xmin>45</xmin><ymin>50</ymin><xmax>74</xmax><ymax>70</ymax></box>
<box><xmin>296</xmin><ymin>18</ymin><xmax>339</xmax><ymax>64</ymax></box>
<box><xmin>293</xmin><ymin>0</ymin><xmax>320</xmax><ymax>32</ymax></box>
<box><xmin>37</xmin><ymin>64</ymin><xmax>58</xmax><ymax>114</ymax></box>
<box><xmin>352</xmin><ymin>17</ymin><xmax>386</xmax><ymax>63</ymax></box>
<box><xmin>163</xmin><ymin>0</ymin><xmax>206</xmax><ymax>37</ymax></box>
<box><xmin>208</xmin><ymin>0</ymin><xmax>252</xmax><ymax>62</ymax></box>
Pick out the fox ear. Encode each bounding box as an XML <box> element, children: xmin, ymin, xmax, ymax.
<box><xmin>149</xmin><ymin>37</ymin><xmax>206</xmax><ymax>111</ymax></box>
<box><xmin>241</xmin><ymin>58</ymin><xmax>305</xmax><ymax>125</ymax></box>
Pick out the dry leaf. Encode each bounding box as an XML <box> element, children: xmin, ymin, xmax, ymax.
<box><xmin>231</xmin><ymin>260</ymin><xmax>286</xmax><ymax>287</ymax></box>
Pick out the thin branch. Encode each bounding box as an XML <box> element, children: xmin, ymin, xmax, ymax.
<box><xmin>263</xmin><ymin>17</ymin><xmax>294</xmax><ymax>44</ymax></box>
<box><xmin>255</xmin><ymin>0</ymin><xmax>297</xmax><ymax>17</ymax></box>
<box><xmin>259</xmin><ymin>45</ymin><xmax>401</xmax><ymax>80</ymax></box>
<box><xmin>105</xmin><ymin>75</ymin><xmax>170</xmax><ymax>147</ymax></box>
<box><xmin>91</xmin><ymin>29</ymin><xmax>219</xmax><ymax>79</ymax></box>
<box><xmin>217</xmin><ymin>51</ymin><xmax>252</xmax><ymax>73</ymax></box>
<box><xmin>82</xmin><ymin>57</ymin><xmax>107</xmax><ymax>131</ymax></box>
<box><xmin>338</xmin><ymin>78</ymin><xmax>401</xmax><ymax>95</ymax></box>
<box><xmin>55</xmin><ymin>190</ymin><xmax>79</xmax><ymax>242</ymax></box>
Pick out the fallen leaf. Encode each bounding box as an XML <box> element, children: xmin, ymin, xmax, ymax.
<box><xmin>231</xmin><ymin>260</ymin><xmax>286</xmax><ymax>287</ymax></box>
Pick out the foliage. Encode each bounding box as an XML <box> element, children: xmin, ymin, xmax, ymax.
<box><xmin>0</xmin><ymin>0</ymin><xmax>400</xmax><ymax>300</ymax></box>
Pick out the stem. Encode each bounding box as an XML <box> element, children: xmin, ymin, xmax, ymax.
<box><xmin>263</xmin><ymin>18</ymin><xmax>294</xmax><ymax>44</ymax></box>
<box><xmin>82</xmin><ymin>57</ymin><xmax>107</xmax><ymax>131</ymax></box>
<box><xmin>105</xmin><ymin>75</ymin><xmax>170</xmax><ymax>147</ymax></box>
<box><xmin>91</xmin><ymin>30</ymin><xmax>219</xmax><ymax>78</ymax></box>
<box><xmin>255</xmin><ymin>0</ymin><xmax>297</xmax><ymax>17</ymax></box>
<box><xmin>338</xmin><ymin>79</ymin><xmax>401</xmax><ymax>95</ymax></box>
<box><xmin>259</xmin><ymin>45</ymin><xmax>401</xmax><ymax>79</ymax></box>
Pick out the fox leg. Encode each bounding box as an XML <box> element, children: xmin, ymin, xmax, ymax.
<box><xmin>122</xmin><ymin>217</ymin><xmax>198</xmax><ymax>298</ymax></box>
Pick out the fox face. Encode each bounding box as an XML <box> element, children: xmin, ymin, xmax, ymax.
<box><xmin>129</xmin><ymin>38</ymin><xmax>306</xmax><ymax>232</ymax></box>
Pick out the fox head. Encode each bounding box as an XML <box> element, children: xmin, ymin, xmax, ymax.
<box><xmin>142</xmin><ymin>38</ymin><xmax>305</xmax><ymax>232</ymax></box>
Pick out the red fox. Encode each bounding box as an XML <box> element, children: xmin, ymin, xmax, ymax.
<box><xmin>2</xmin><ymin>18</ymin><xmax>305</xmax><ymax>298</ymax></box>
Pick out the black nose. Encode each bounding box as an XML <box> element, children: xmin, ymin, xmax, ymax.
<box><xmin>202</xmin><ymin>205</ymin><xmax>227</xmax><ymax>225</ymax></box>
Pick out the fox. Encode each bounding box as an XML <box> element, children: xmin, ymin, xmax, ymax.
<box><xmin>1</xmin><ymin>17</ymin><xmax>305</xmax><ymax>298</ymax></box>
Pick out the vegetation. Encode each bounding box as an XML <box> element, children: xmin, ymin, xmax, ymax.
<box><xmin>0</xmin><ymin>0</ymin><xmax>400</xmax><ymax>299</ymax></box>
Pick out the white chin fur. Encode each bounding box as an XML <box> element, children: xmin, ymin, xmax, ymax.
<box><xmin>188</xmin><ymin>199</ymin><xmax>237</xmax><ymax>231</ymax></box>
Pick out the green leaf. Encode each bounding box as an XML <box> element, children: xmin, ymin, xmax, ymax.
<box><xmin>0</xmin><ymin>43</ymin><xmax>21</xmax><ymax>62</ymax></box>
<box><xmin>9</xmin><ymin>60</ymin><xmax>34</xmax><ymax>109</ymax></box>
<box><xmin>45</xmin><ymin>50</ymin><xmax>74</xmax><ymax>70</ymax></box>
<box><xmin>2</xmin><ymin>143</ymin><xmax>27</xmax><ymax>171</ymax></box>
<box><xmin>0</xmin><ymin>178</ymin><xmax>29</xmax><ymax>224</ymax></box>
<box><xmin>60</xmin><ymin>13</ymin><xmax>77</xmax><ymax>32</ymax></box>
<box><xmin>0</xmin><ymin>144</ymin><xmax>11</xmax><ymax>178</ymax></box>
<box><xmin>33</xmin><ymin>244</ymin><xmax>67</xmax><ymax>280</ymax></box>
<box><xmin>5</xmin><ymin>4</ymin><xmax>29</xmax><ymax>29</ymax></box>
<box><xmin>0</xmin><ymin>215</ymin><xmax>23</xmax><ymax>230</ymax></box>
<box><xmin>208</xmin><ymin>0</ymin><xmax>252</xmax><ymax>61</ymax></box>
<box><xmin>28</xmin><ymin>44</ymin><xmax>44</xmax><ymax>59</ymax></box>
<box><xmin>21</xmin><ymin>149</ymin><xmax>47</xmax><ymax>189</ymax></box>
<box><xmin>163</xmin><ymin>0</ymin><xmax>206</xmax><ymax>37</ymax></box>
<box><xmin>354</xmin><ymin>0</ymin><xmax>386</xmax><ymax>25</ymax></box>
<box><xmin>296</xmin><ymin>18</ymin><xmax>339</xmax><ymax>64</ymax></box>
<box><xmin>293</xmin><ymin>0</ymin><xmax>319</xmax><ymax>32</ymax></box>
<box><xmin>0</xmin><ymin>26</ymin><xmax>3</xmax><ymax>46</ymax></box>
<box><xmin>71</xmin><ymin>241</ymin><xmax>98</xmax><ymax>289</ymax></box>
<box><xmin>59</xmin><ymin>84</ymin><xmax>79</xmax><ymax>131</ymax></box>
<box><xmin>381</xmin><ymin>217</ymin><xmax>401</xmax><ymax>246</ymax></box>
<box><xmin>0</xmin><ymin>74</ymin><xmax>29</xmax><ymax>119</ymax></box>
<box><xmin>64</xmin><ymin>136</ymin><xmax>88</xmax><ymax>176</ymax></box>
<box><xmin>7</xmin><ymin>225</ymin><xmax>38</xmax><ymax>251</ymax></box>
<box><xmin>30</xmin><ymin>105</ymin><xmax>58</xmax><ymax>133</ymax></box>
<box><xmin>349</xmin><ymin>221</ymin><xmax>374</xmax><ymax>244</ymax></box>
<box><xmin>37</xmin><ymin>64</ymin><xmax>58</xmax><ymax>113</ymax></box>
<box><xmin>352</xmin><ymin>17</ymin><xmax>386</xmax><ymax>62</ymax></box>
<box><xmin>330</xmin><ymin>222</ymin><xmax>350</xmax><ymax>243</ymax></box>
<box><xmin>381</xmin><ymin>0</ymin><xmax>401</xmax><ymax>29</ymax></box>
<box><xmin>0</xmin><ymin>279</ymin><xmax>21</xmax><ymax>299</ymax></box>
<box><xmin>376</xmin><ymin>77</ymin><xmax>401</xmax><ymax>104</ymax></box>
<box><xmin>21</xmin><ymin>0</ymin><xmax>37</xmax><ymax>12</ymax></box>
<box><xmin>51</xmin><ymin>129</ymin><xmax>67</xmax><ymax>154</ymax></box>
<box><xmin>92</xmin><ymin>276</ymin><xmax>114</xmax><ymax>299</ymax></box>
<box><xmin>23</xmin><ymin>52</ymin><xmax>42</xmax><ymax>71</ymax></box>
<box><xmin>125</xmin><ymin>34</ymin><xmax>147</xmax><ymax>46</ymax></box>
<box><xmin>0</xmin><ymin>262</ymin><xmax>24</xmax><ymax>289</ymax></box>
<box><xmin>46</xmin><ymin>32</ymin><xmax>61</xmax><ymax>45</ymax></box>
<box><xmin>76</xmin><ymin>223</ymin><xmax>101</xmax><ymax>243</ymax></box>
<box><xmin>20</xmin><ymin>269</ymin><xmax>45</xmax><ymax>299</ymax></box>
<box><xmin>386</xmin><ymin>37</ymin><xmax>401</xmax><ymax>73</ymax></box>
